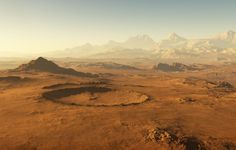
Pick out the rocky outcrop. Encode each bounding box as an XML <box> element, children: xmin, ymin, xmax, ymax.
<box><xmin>216</xmin><ymin>81</ymin><xmax>234</xmax><ymax>89</ymax></box>
<box><xmin>153</xmin><ymin>63</ymin><xmax>200</xmax><ymax>72</ymax></box>
<box><xmin>148</xmin><ymin>126</ymin><xmax>235</xmax><ymax>150</ymax></box>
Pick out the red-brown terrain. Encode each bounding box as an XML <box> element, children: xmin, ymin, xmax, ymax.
<box><xmin>0</xmin><ymin>57</ymin><xmax>236</xmax><ymax>150</ymax></box>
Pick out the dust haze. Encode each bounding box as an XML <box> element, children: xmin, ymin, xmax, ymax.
<box><xmin>1</xmin><ymin>2</ymin><xmax>236</xmax><ymax>150</ymax></box>
<box><xmin>1</xmin><ymin>34</ymin><xmax>236</xmax><ymax>149</ymax></box>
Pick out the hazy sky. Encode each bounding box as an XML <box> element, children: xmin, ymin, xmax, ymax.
<box><xmin>0</xmin><ymin>0</ymin><xmax>235</xmax><ymax>55</ymax></box>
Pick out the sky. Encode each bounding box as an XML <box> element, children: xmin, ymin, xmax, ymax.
<box><xmin>0</xmin><ymin>0</ymin><xmax>235</xmax><ymax>56</ymax></box>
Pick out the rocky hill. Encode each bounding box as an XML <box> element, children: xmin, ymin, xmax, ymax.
<box><xmin>15</xmin><ymin>57</ymin><xmax>98</xmax><ymax>77</ymax></box>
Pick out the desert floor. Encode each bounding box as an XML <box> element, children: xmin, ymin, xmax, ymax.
<box><xmin>0</xmin><ymin>64</ymin><xmax>236</xmax><ymax>150</ymax></box>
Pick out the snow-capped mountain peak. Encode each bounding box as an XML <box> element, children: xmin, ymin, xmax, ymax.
<box><xmin>123</xmin><ymin>34</ymin><xmax>157</xmax><ymax>50</ymax></box>
<box><xmin>127</xmin><ymin>34</ymin><xmax>155</xmax><ymax>42</ymax></box>
<box><xmin>45</xmin><ymin>30</ymin><xmax>236</xmax><ymax>60</ymax></box>
<box><xmin>167</xmin><ymin>32</ymin><xmax>186</xmax><ymax>41</ymax></box>
<box><xmin>214</xmin><ymin>30</ymin><xmax>236</xmax><ymax>42</ymax></box>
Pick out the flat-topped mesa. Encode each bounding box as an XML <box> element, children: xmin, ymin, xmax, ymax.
<box><xmin>153</xmin><ymin>62</ymin><xmax>199</xmax><ymax>72</ymax></box>
<box><xmin>14</xmin><ymin>57</ymin><xmax>98</xmax><ymax>78</ymax></box>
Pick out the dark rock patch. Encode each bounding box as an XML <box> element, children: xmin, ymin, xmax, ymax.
<box><xmin>179</xmin><ymin>97</ymin><xmax>196</xmax><ymax>104</ymax></box>
<box><xmin>180</xmin><ymin>136</ymin><xmax>206</xmax><ymax>150</ymax></box>
<box><xmin>215</xmin><ymin>81</ymin><xmax>234</xmax><ymax>89</ymax></box>
<box><xmin>208</xmin><ymin>81</ymin><xmax>235</xmax><ymax>98</ymax></box>
<box><xmin>154</xmin><ymin>127</ymin><xmax>179</xmax><ymax>144</ymax></box>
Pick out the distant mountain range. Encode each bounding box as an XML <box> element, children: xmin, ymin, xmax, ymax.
<box><xmin>45</xmin><ymin>30</ymin><xmax>236</xmax><ymax>62</ymax></box>
<box><xmin>157</xmin><ymin>30</ymin><xmax>236</xmax><ymax>50</ymax></box>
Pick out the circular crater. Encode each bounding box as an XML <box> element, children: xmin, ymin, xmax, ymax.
<box><xmin>42</xmin><ymin>86</ymin><xmax>149</xmax><ymax>107</ymax></box>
